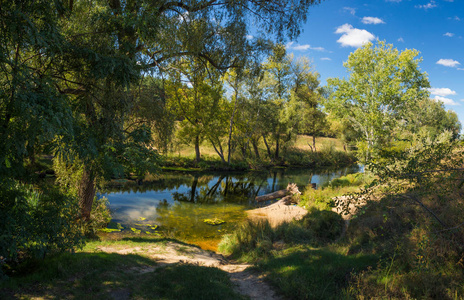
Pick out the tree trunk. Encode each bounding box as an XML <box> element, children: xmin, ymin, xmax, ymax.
<box><xmin>210</xmin><ymin>138</ymin><xmax>225</xmax><ymax>163</ymax></box>
<box><xmin>312</xmin><ymin>135</ymin><xmax>317</xmax><ymax>152</ymax></box>
<box><xmin>255</xmin><ymin>183</ymin><xmax>301</xmax><ymax>202</ymax></box>
<box><xmin>195</xmin><ymin>135</ymin><xmax>201</xmax><ymax>163</ymax></box>
<box><xmin>78</xmin><ymin>168</ymin><xmax>96</xmax><ymax>221</ymax></box>
<box><xmin>227</xmin><ymin>91</ymin><xmax>239</xmax><ymax>164</ymax></box>
<box><xmin>262</xmin><ymin>134</ymin><xmax>273</xmax><ymax>160</ymax></box>
<box><xmin>274</xmin><ymin>135</ymin><xmax>280</xmax><ymax>160</ymax></box>
<box><xmin>252</xmin><ymin>139</ymin><xmax>260</xmax><ymax>159</ymax></box>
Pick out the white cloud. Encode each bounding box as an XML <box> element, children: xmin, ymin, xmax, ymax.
<box><xmin>436</xmin><ymin>58</ymin><xmax>461</xmax><ymax>67</ymax></box>
<box><xmin>293</xmin><ymin>44</ymin><xmax>310</xmax><ymax>51</ymax></box>
<box><xmin>416</xmin><ymin>1</ymin><xmax>437</xmax><ymax>9</ymax></box>
<box><xmin>321</xmin><ymin>57</ymin><xmax>332</xmax><ymax>61</ymax></box>
<box><xmin>286</xmin><ymin>42</ymin><xmax>325</xmax><ymax>52</ymax></box>
<box><xmin>311</xmin><ymin>46</ymin><xmax>325</xmax><ymax>52</ymax></box>
<box><xmin>386</xmin><ymin>0</ymin><xmax>402</xmax><ymax>2</ymax></box>
<box><xmin>362</xmin><ymin>17</ymin><xmax>385</xmax><ymax>24</ymax></box>
<box><xmin>335</xmin><ymin>24</ymin><xmax>376</xmax><ymax>48</ymax></box>
<box><xmin>429</xmin><ymin>87</ymin><xmax>457</xmax><ymax>97</ymax></box>
<box><xmin>444</xmin><ymin>32</ymin><xmax>454</xmax><ymax>37</ymax></box>
<box><xmin>434</xmin><ymin>96</ymin><xmax>459</xmax><ymax>105</ymax></box>
<box><xmin>343</xmin><ymin>7</ymin><xmax>356</xmax><ymax>15</ymax></box>
<box><xmin>397</xmin><ymin>37</ymin><xmax>404</xmax><ymax>42</ymax></box>
<box><xmin>448</xmin><ymin>16</ymin><xmax>461</xmax><ymax>21</ymax></box>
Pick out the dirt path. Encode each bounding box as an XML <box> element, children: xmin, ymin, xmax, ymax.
<box><xmin>95</xmin><ymin>242</ymin><xmax>283</xmax><ymax>300</ymax></box>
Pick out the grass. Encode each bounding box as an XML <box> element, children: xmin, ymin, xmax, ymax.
<box><xmin>0</xmin><ymin>238</ymin><xmax>245</xmax><ymax>300</ymax></box>
<box><xmin>171</xmin><ymin>134</ymin><xmax>347</xmax><ymax>157</ymax></box>
<box><xmin>300</xmin><ymin>172</ymin><xmax>372</xmax><ymax>210</ymax></box>
<box><xmin>217</xmin><ymin>213</ymin><xmax>378</xmax><ymax>299</ymax></box>
<box><xmin>257</xmin><ymin>246</ymin><xmax>377</xmax><ymax>299</ymax></box>
<box><xmin>216</xmin><ymin>172</ymin><xmax>382</xmax><ymax>299</ymax></box>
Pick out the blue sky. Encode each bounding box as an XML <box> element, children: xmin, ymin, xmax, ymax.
<box><xmin>282</xmin><ymin>0</ymin><xmax>464</xmax><ymax>125</ymax></box>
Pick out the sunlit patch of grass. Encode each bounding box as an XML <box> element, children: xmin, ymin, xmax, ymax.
<box><xmin>256</xmin><ymin>246</ymin><xmax>377</xmax><ymax>300</ymax></box>
<box><xmin>299</xmin><ymin>172</ymin><xmax>372</xmax><ymax>211</ymax></box>
<box><xmin>219</xmin><ymin>208</ymin><xmax>345</xmax><ymax>262</ymax></box>
<box><xmin>0</xmin><ymin>239</ymin><xmax>243</xmax><ymax>300</ymax></box>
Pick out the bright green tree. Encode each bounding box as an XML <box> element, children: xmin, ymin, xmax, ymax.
<box><xmin>326</xmin><ymin>41</ymin><xmax>430</xmax><ymax>162</ymax></box>
<box><xmin>167</xmin><ymin>59</ymin><xmax>225</xmax><ymax>163</ymax></box>
<box><xmin>290</xmin><ymin>57</ymin><xmax>326</xmax><ymax>152</ymax></box>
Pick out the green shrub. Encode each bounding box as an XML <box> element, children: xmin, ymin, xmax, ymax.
<box><xmin>82</xmin><ymin>196</ymin><xmax>112</xmax><ymax>236</ymax></box>
<box><xmin>0</xmin><ymin>179</ymin><xmax>84</xmax><ymax>275</ymax></box>
<box><xmin>301</xmin><ymin>209</ymin><xmax>344</xmax><ymax>241</ymax></box>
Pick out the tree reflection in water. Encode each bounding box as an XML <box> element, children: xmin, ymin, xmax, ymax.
<box><xmin>101</xmin><ymin>166</ymin><xmax>360</xmax><ymax>244</ymax></box>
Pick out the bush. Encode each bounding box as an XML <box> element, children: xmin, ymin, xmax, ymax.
<box><xmin>301</xmin><ymin>209</ymin><xmax>344</xmax><ymax>241</ymax></box>
<box><xmin>0</xmin><ymin>179</ymin><xmax>84</xmax><ymax>275</ymax></box>
<box><xmin>82</xmin><ymin>196</ymin><xmax>112</xmax><ymax>236</ymax></box>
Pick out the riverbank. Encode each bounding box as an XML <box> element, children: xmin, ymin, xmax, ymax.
<box><xmin>0</xmin><ymin>174</ymin><xmax>364</xmax><ymax>300</ymax></box>
<box><xmin>161</xmin><ymin>147</ymin><xmax>356</xmax><ymax>172</ymax></box>
<box><xmin>0</xmin><ymin>237</ymin><xmax>282</xmax><ymax>300</ymax></box>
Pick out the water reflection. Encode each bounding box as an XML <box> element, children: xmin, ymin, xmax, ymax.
<box><xmin>101</xmin><ymin>166</ymin><xmax>360</xmax><ymax>242</ymax></box>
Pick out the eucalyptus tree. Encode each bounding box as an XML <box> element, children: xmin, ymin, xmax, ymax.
<box><xmin>326</xmin><ymin>41</ymin><xmax>430</xmax><ymax>162</ymax></box>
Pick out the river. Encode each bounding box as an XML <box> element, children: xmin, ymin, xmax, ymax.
<box><xmin>101</xmin><ymin>166</ymin><xmax>360</xmax><ymax>250</ymax></box>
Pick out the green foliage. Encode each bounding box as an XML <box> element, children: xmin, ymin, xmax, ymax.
<box><xmin>301</xmin><ymin>209</ymin><xmax>344</xmax><ymax>241</ymax></box>
<box><xmin>299</xmin><ymin>173</ymin><xmax>369</xmax><ymax>210</ymax></box>
<box><xmin>280</xmin><ymin>147</ymin><xmax>356</xmax><ymax>168</ymax></box>
<box><xmin>326</xmin><ymin>41</ymin><xmax>431</xmax><ymax>163</ymax></box>
<box><xmin>0</xmin><ymin>179</ymin><xmax>84</xmax><ymax>275</ymax></box>
<box><xmin>219</xmin><ymin>209</ymin><xmax>344</xmax><ymax>262</ymax></box>
<box><xmin>83</xmin><ymin>197</ymin><xmax>112</xmax><ymax>236</ymax></box>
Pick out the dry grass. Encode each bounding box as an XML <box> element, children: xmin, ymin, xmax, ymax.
<box><xmin>168</xmin><ymin>135</ymin><xmax>345</xmax><ymax>158</ymax></box>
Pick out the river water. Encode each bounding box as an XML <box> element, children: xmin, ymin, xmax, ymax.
<box><xmin>101</xmin><ymin>166</ymin><xmax>360</xmax><ymax>249</ymax></box>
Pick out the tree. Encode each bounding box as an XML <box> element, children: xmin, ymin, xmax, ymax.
<box><xmin>291</xmin><ymin>57</ymin><xmax>326</xmax><ymax>152</ymax></box>
<box><xmin>326</xmin><ymin>41</ymin><xmax>430</xmax><ymax>162</ymax></box>
<box><xmin>405</xmin><ymin>97</ymin><xmax>461</xmax><ymax>140</ymax></box>
<box><xmin>167</xmin><ymin>59</ymin><xmax>225</xmax><ymax>163</ymax></box>
<box><xmin>0</xmin><ymin>0</ymin><xmax>72</xmax><ymax>177</ymax></box>
<box><xmin>2</xmin><ymin>0</ymin><xmax>324</xmax><ymax>221</ymax></box>
<box><xmin>262</xmin><ymin>44</ymin><xmax>293</xmax><ymax>161</ymax></box>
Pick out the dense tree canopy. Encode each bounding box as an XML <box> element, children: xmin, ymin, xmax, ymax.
<box><xmin>326</xmin><ymin>41</ymin><xmax>430</xmax><ymax>162</ymax></box>
<box><xmin>0</xmin><ymin>0</ymin><xmax>324</xmax><ymax>221</ymax></box>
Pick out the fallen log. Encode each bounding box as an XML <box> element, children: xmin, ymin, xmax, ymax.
<box><xmin>256</xmin><ymin>183</ymin><xmax>301</xmax><ymax>203</ymax></box>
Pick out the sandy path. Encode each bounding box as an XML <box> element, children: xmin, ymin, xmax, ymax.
<box><xmin>247</xmin><ymin>199</ymin><xmax>308</xmax><ymax>227</ymax></box>
<box><xmin>95</xmin><ymin>242</ymin><xmax>282</xmax><ymax>300</ymax></box>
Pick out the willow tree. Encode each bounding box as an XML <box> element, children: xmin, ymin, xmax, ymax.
<box><xmin>326</xmin><ymin>41</ymin><xmax>430</xmax><ymax>162</ymax></box>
